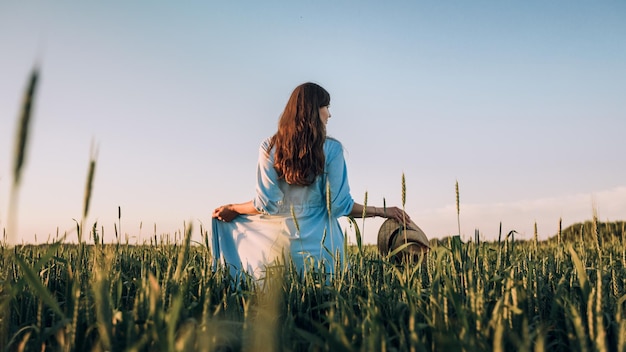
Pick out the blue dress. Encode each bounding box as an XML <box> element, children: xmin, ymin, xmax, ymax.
<box><xmin>211</xmin><ymin>137</ymin><xmax>355</xmax><ymax>280</ymax></box>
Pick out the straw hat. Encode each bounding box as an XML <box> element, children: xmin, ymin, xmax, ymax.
<box><xmin>377</xmin><ymin>218</ymin><xmax>430</xmax><ymax>258</ymax></box>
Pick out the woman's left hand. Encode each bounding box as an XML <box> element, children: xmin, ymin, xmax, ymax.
<box><xmin>212</xmin><ymin>204</ymin><xmax>239</xmax><ymax>222</ymax></box>
<box><xmin>383</xmin><ymin>206</ymin><xmax>412</xmax><ymax>224</ymax></box>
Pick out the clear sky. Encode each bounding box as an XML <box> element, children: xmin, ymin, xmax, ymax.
<box><xmin>1</xmin><ymin>1</ymin><xmax>625</xmax><ymax>245</ymax></box>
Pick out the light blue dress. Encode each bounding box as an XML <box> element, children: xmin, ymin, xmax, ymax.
<box><xmin>211</xmin><ymin>137</ymin><xmax>355</xmax><ymax>280</ymax></box>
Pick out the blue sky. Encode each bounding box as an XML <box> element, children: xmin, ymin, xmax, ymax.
<box><xmin>1</xmin><ymin>1</ymin><xmax>625</xmax><ymax>244</ymax></box>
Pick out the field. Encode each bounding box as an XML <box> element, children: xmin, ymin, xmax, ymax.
<box><xmin>3</xmin><ymin>68</ymin><xmax>626</xmax><ymax>351</ymax></box>
<box><xmin>1</xmin><ymin>221</ymin><xmax>625</xmax><ymax>351</ymax></box>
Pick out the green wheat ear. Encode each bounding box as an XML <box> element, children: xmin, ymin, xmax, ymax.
<box><xmin>383</xmin><ymin>197</ymin><xmax>387</xmax><ymax>217</ymax></box>
<box><xmin>358</xmin><ymin>191</ymin><xmax>367</xmax><ymax>253</ymax></box>
<box><xmin>326</xmin><ymin>179</ymin><xmax>332</xmax><ymax>214</ymax></box>
<box><xmin>401</xmin><ymin>173</ymin><xmax>406</xmax><ymax>209</ymax></box>
<box><xmin>290</xmin><ymin>204</ymin><xmax>300</xmax><ymax>234</ymax></box>
<box><xmin>13</xmin><ymin>67</ymin><xmax>39</xmax><ymax>187</ymax></box>
<box><xmin>533</xmin><ymin>222</ymin><xmax>538</xmax><ymax>251</ymax></box>
<box><xmin>455</xmin><ymin>180</ymin><xmax>459</xmax><ymax>216</ymax></box>
<box><xmin>83</xmin><ymin>143</ymin><xmax>98</xmax><ymax>219</ymax></box>
<box><xmin>362</xmin><ymin>191</ymin><xmax>368</xmax><ymax>219</ymax></box>
<box><xmin>401</xmin><ymin>173</ymin><xmax>407</xmax><ymax>242</ymax></box>
<box><xmin>77</xmin><ymin>142</ymin><xmax>98</xmax><ymax>245</ymax></box>
<box><xmin>456</xmin><ymin>180</ymin><xmax>461</xmax><ymax>237</ymax></box>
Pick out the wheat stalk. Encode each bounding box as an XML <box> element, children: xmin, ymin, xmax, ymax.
<box><xmin>2</xmin><ymin>68</ymin><xmax>39</xmax><ymax>347</ymax></box>
<box><xmin>383</xmin><ymin>197</ymin><xmax>387</xmax><ymax>217</ymax></box>
<box><xmin>6</xmin><ymin>67</ymin><xmax>39</xmax><ymax>247</ymax></box>
<box><xmin>79</xmin><ymin>142</ymin><xmax>98</xmax><ymax>244</ymax></box>
<box><xmin>83</xmin><ymin>146</ymin><xmax>97</xmax><ymax>219</ymax></box>
<box><xmin>401</xmin><ymin>173</ymin><xmax>407</xmax><ymax>242</ymax></box>
<box><xmin>290</xmin><ymin>204</ymin><xmax>300</xmax><ymax>234</ymax></box>
<box><xmin>456</xmin><ymin>180</ymin><xmax>461</xmax><ymax>238</ymax></box>
<box><xmin>534</xmin><ymin>222</ymin><xmax>538</xmax><ymax>252</ymax></box>
<box><xmin>12</xmin><ymin>67</ymin><xmax>39</xmax><ymax>188</ymax></box>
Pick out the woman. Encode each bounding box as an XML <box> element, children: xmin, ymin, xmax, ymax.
<box><xmin>212</xmin><ymin>82</ymin><xmax>410</xmax><ymax>280</ymax></box>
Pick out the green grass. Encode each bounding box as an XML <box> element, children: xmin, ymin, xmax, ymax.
<box><xmin>1</xmin><ymin>228</ymin><xmax>625</xmax><ymax>351</ymax></box>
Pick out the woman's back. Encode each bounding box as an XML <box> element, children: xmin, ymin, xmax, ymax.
<box><xmin>212</xmin><ymin>137</ymin><xmax>354</xmax><ymax>280</ymax></box>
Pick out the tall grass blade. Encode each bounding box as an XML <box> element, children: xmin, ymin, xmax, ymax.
<box><xmin>15</xmin><ymin>256</ymin><xmax>66</xmax><ymax>320</ymax></box>
<box><xmin>401</xmin><ymin>173</ymin><xmax>406</xmax><ymax>208</ymax></box>
<box><xmin>347</xmin><ymin>216</ymin><xmax>362</xmax><ymax>254</ymax></box>
<box><xmin>534</xmin><ymin>222</ymin><xmax>538</xmax><ymax>252</ymax></box>
<box><xmin>3</xmin><ymin>66</ymin><xmax>39</xmax><ymax>343</ymax></box>
<box><xmin>290</xmin><ymin>204</ymin><xmax>300</xmax><ymax>234</ymax></box>
<box><xmin>401</xmin><ymin>173</ymin><xmax>407</xmax><ymax>242</ymax></box>
<box><xmin>456</xmin><ymin>179</ymin><xmax>460</xmax><ymax>237</ymax></box>
<box><xmin>93</xmin><ymin>253</ymin><xmax>113</xmax><ymax>351</ymax></box>
<box><xmin>360</xmin><ymin>192</ymin><xmax>367</xmax><ymax>253</ymax></box>
<box><xmin>568</xmin><ymin>245</ymin><xmax>590</xmax><ymax>299</ymax></box>
<box><xmin>173</xmin><ymin>224</ymin><xmax>192</xmax><ymax>282</ymax></box>
<box><xmin>12</xmin><ymin>67</ymin><xmax>39</xmax><ymax>187</ymax></box>
<box><xmin>83</xmin><ymin>144</ymin><xmax>98</xmax><ymax>219</ymax></box>
<box><xmin>7</xmin><ymin>67</ymin><xmax>39</xmax><ymax>249</ymax></box>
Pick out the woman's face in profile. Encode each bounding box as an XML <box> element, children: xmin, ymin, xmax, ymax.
<box><xmin>319</xmin><ymin>105</ymin><xmax>331</xmax><ymax>125</ymax></box>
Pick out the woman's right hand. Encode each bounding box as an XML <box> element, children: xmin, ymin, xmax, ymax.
<box><xmin>212</xmin><ymin>204</ymin><xmax>240</xmax><ymax>222</ymax></box>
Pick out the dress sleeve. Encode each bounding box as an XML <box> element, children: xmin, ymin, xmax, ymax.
<box><xmin>253</xmin><ymin>138</ymin><xmax>283</xmax><ymax>214</ymax></box>
<box><xmin>324</xmin><ymin>139</ymin><xmax>355</xmax><ymax>218</ymax></box>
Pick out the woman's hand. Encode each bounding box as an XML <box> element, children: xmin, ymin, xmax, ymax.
<box><xmin>212</xmin><ymin>204</ymin><xmax>240</xmax><ymax>222</ymax></box>
<box><xmin>382</xmin><ymin>206</ymin><xmax>412</xmax><ymax>224</ymax></box>
<box><xmin>350</xmin><ymin>203</ymin><xmax>412</xmax><ymax>223</ymax></box>
<box><xmin>212</xmin><ymin>200</ymin><xmax>260</xmax><ymax>222</ymax></box>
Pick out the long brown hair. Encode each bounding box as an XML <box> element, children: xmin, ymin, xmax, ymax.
<box><xmin>270</xmin><ymin>82</ymin><xmax>330</xmax><ymax>186</ymax></box>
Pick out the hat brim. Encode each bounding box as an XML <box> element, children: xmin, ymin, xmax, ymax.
<box><xmin>377</xmin><ymin>218</ymin><xmax>430</xmax><ymax>255</ymax></box>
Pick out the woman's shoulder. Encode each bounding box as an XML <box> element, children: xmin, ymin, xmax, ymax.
<box><xmin>324</xmin><ymin>137</ymin><xmax>344</xmax><ymax>155</ymax></box>
<box><xmin>260</xmin><ymin>136</ymin><xmax>273</xmax><ymax>153</ymax></box>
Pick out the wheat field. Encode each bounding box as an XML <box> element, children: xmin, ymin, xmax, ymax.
<box><xmin>2</xmin><ymin>68</ymin><xmax>625</xmax><ymax>352</ymax></box>
<box><xmin>1</xmin><ymin>226</ymin><xmax>625</xmax><ymax>351</ymax></box>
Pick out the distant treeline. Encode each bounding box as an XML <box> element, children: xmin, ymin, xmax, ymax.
<box><xmin>551</xmin><ymin>220</ymin><xmax>625</xmax><ymax>243</ymax></box>
<box><xmin>428</xmin><ymin>220</ymin><xmax>625</xmax><ymax>246</ymax></box>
